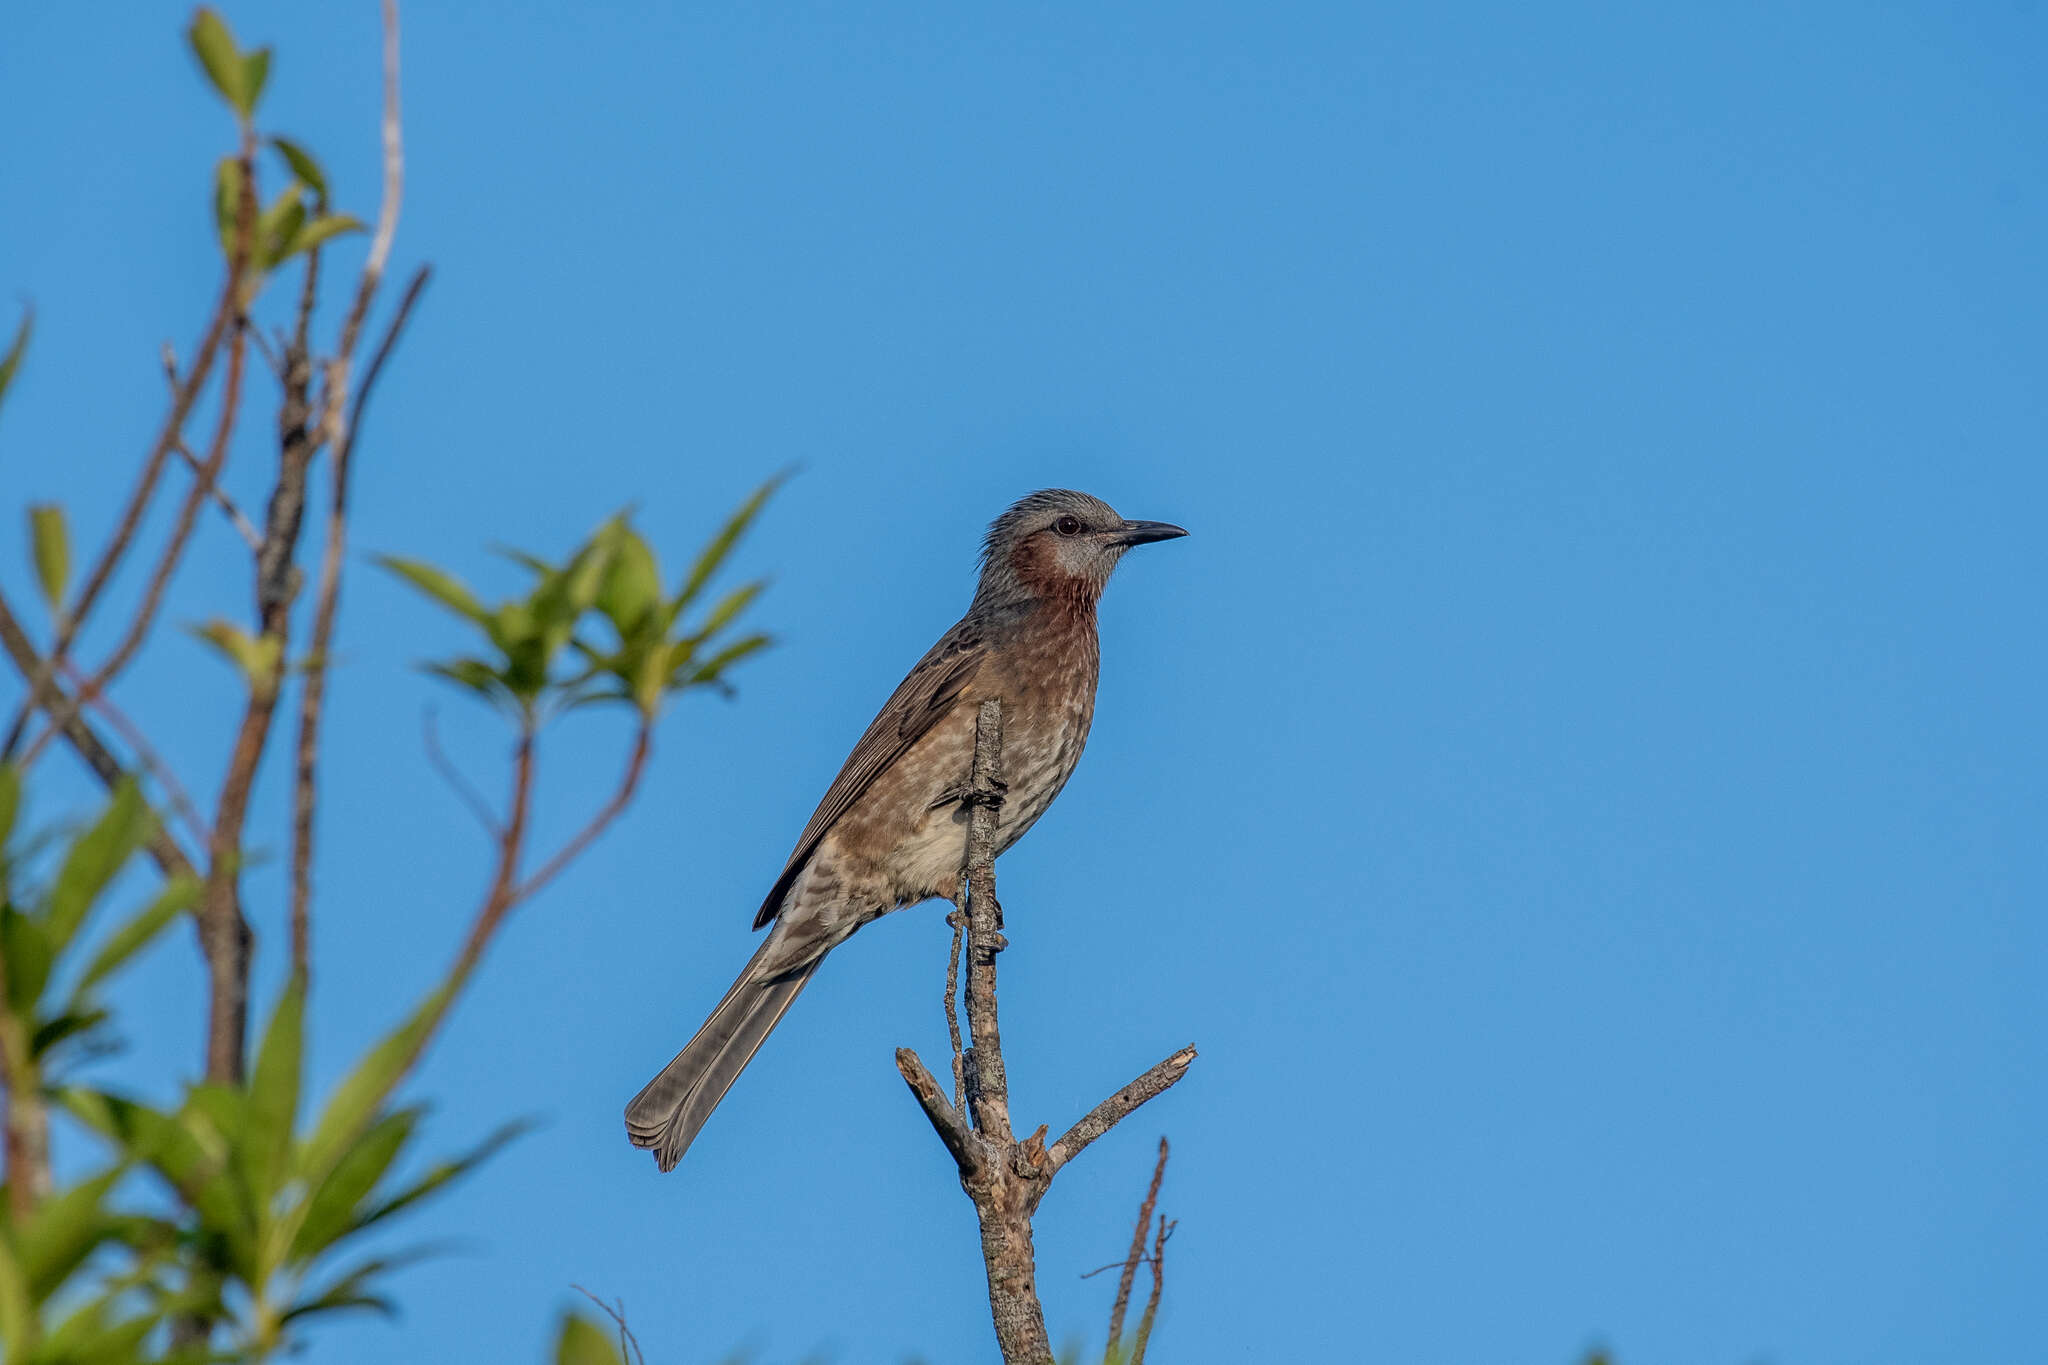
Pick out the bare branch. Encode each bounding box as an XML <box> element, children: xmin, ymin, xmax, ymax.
<box><xmin>1047</xmin><ymin>1047</ymin><xmax>1197</xmax><ymax>1176</ymax></box>
<box><xmin>1103</xmin><ymin>1138</ymin><xmax>1169</xmax><ymax>1362</ymax></box>
<box><xmin>961</xmin><ymin>698</ymin><xmax>1013</xmax><ymax>1144</ymax></box>
<box><xmin>895</xmin><ymin>1046</ymin><xmax>982</xmax><ymax>1177</ymax></box>
<box><xmin>895</xmin><ymin>698</ymin><xmax>1196</xmax><ymax>1365</ymax></box>
<box><xmin>291</xmin><ymin>265</ymin><xmax>431</xmax><ymax>981</ymax></box>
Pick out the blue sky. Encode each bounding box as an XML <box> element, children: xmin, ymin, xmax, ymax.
<box><xmin>3</xmin><ymin>2</ymin><xmax>2044</xmax><ymax>1361</ymax></box>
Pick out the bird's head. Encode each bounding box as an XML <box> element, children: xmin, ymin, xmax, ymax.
<box><xmin>975</xmin><ymin>489</ymin><xmax>1187</xmax><ymax>610</ymax></box>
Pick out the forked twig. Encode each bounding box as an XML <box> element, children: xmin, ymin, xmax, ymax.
<box><xmin>894</xmin><ymin>700</ymin><xmax>1198</xmax><ymax>1364</ymax></box>
<box><xmin>1103</xmin><ymin>1138</ymin><xmax>1169</xmax><ymax>1362</ymax></box>
<box><xmin>1130</xmin><ymin>1215</ymin><xmax>1175</xmax><ymax>1365</ymax></box>
<box><xmin>570</xmin><ymin>1285</ymin><xmax>647</xmax><ymax>1365</ymax></box>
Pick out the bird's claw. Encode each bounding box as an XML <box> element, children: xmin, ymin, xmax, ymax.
<box><xmin>930</xmin><ymin>777</ymin><xmax>1008</xmax><ymax>811</ymax></box>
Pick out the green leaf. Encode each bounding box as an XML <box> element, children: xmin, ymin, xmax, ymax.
<box><xmin>181</xmin><ymin>1082</ymin><xmax>246</xmax><ymax>1156</ymax></box>
<box><xmin>15</xmin><ymin>1168</ymin><xmax>122</xmax><ymax>1301</ymax></box>
<box><xmin>674</xmin><ymin>473</ymin><xmax>784</xmax><ymax>611</ymax></box>
<box><xmin>598</xmin><ymin>525</ymin><xmax>661</xmax><ymax>633</ymax></box>
<box><xmin>271</xmin><ymin>136</ymin><xmax>327</xmax><ymax>197</ymax></box>
<box><xmin>375</xmin><ymin>555</ymin><xmax>489</xmax><ymax>624</ymax></box>
<box><xmin>241</xmin><ymin>47</ymin><xmax>272</xmax><ymax>114</ymax></box>
<box><xmin>282</xmin><ymin>212</ymin><xmax>364</xmax><ymax>260</ymax></box>
<box><xmin>346</xmin><ymin>1117</ymin><xmax>532</xmax><ymax>1236</ymax></box>
<box><xmin>559</xmin><ymin>537</ymin><xmax>615</xmax><ymax>620</ymax></box>
<box><xmin>254</xmin><ymin>184</ymin><xmax>306</xmax><ymax>271</ymax></box>
<box><xmin>47</xmin><ymin>780</ymin><xmax>150</xmax><ymax>950</ymax></box>
<box><xmin>75</xmin><ymin>874</ymin><xmax>199</xmax><ymax>992</ymax></box>
<box><xmin>487</xmin><ymin>601</ymin><xmax>535</xmax><ymax>654</ymax></box>
<box><xmin>681</xmin><ymin>632</ymin><xmax>773</xmax><ymax>692</ymax></box>
<box><xmin>186</xmin><ymin>619</ymin><xmax>283</xmax><ymax>689</ymax></box>
<box><xmin>0</xmin><ymin>1234</ymin><xmax>32</xmax><ymax>1357</ymax></box>
<box><xmin>289</xmin><ymin>1106</ymin><xmax>421</xmax><ymax>1261</ymax></box>
<box><xmin>214</xmin><ymin>156</ymin><xmax>252</xmax><ymax>256</ymax></box>
<box><xmin>1</xmin><ymin>904</ymin><xmax>56</xmax><ymax>1008</ymax></box>
<box><xmin>187</xmin><ymin>8</ymin><xmax>253</xmax><ymax>117</ymax></box>
<box><xmin>59</xmin><ymin>1090</ymin><xmax>248</xmax><ymax>1252</ymax></box>
<box><xmin>684</xmin><ymin>579</ymin><xmax>766</xmax><ymax>646</ymax></box>
<box><xmin>29</xmin><ymin>1006</ymin><xmax>109</xmax><ymax>1061</ymax></box>
<box><xmin>302</xmin><ymin>981</ymin><xmax>453</xmax><ymax>1182</ymax></box>
<box><xmin>556</xmin><ymin>1313</ymin><xmax>627</xmax><ymax>1365</ymax></box>
<box><xmin>242</xmin><ymin>979</ymin><xmax>305</xmax><ymax>1210</ymax></box>
<box><xmin>0</xmin><ymin>762</ymin><xmax>20</xmax><ymax>849</ymax></box>
<box><xmin>280</xmin><ymin>1247</ymin><xmax>442</xmax><ymax>1325</ymax></box>
<box><xmin>422</xmin><ymin>659</ymin><xmax>511</xmax><ymax>707</ymax></box>
<box><xmin>489</xmin><ymin>544</ymin><xmax>555</xmax><ymax>578</ymax></box>
<box><xmin>0</xmin><ymin>305</ymin><xmax>31</xmax><ymax>420</ymax></box>
<box><xmin>37</xmin><ymin>1301</ymin><xmax>159</xmax><ymax>1365</ymax></box>
<box><xmin>27</xmin><ymin>503</ymin><xmax>69</xmax><ymax>614</ymax></box>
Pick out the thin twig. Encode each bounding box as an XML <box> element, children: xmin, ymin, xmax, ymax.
<box><xmin>85</xmin><ymin>312</ymin><xmax>248</xmax><ymax>692</ymax></box>
<box><xmin>0</xmin><ymin>180</ymin><xmax>251</xmax><ymax>761</ymax></box>
<box><xmin>56</xmin><ymin>661</ymin><xmax>209</xmax><ymax>856</ymax></box>
<box><xmin>0</xmin><ymin>590</ymin><xmax>195</xmax><ymax>880</ymax></box>
<box><xmin>444</xmin><ymin>730</ymin><xmax>536</xmax><ymax>990</ymax></box>
<box><xmin>510</xmin><ymin>722</ymin><xmax>650</xmax><ymax>903</ymax></box>
<box><xmin>290</xmin><ymin>264</ymin><xmax>431</xmax><ymax>980</ymax></box>
<box><xmin>315</xmin><ymin>0</ymin><xmax>405</xmax><ymax>451</ymax></box>
<box><xmin>945</xmin><ymin>906</ymin><xmax>967</xmax><ymax>1112</ymax></box>
<box><xmin>570</xmin><ymin>1285</ymin><xmax>647</xmax><ymax>1365</ymax></box>
<box><xmin>245</xmin><ymin>323</ymin><xmax>282</xmax><ymax>377</ymax></box>
<box><xmin>1103</xmin><ymin>1138</ymin><xmax>1169</xmax><ymax>1363</ymax></box>
<box><xmin>1079</xmin><ymin>1256</ymin><xmax>1163</xmax><ymax>1280</ymax></box>
<box><xmin>1130</xmin><ymin>1216</ymin><xmax>1175</xmax><ymax>1365</ymax></box>
<box><xmin>20</xmin><ymin>315</ymin><xmax>252</xmax><ymax>775</ymax></box>
<box><xmin>175</xmin><ymin>439</ymin><xmax>261</xmax><ymax>550</ymax></box>
<box><xmin>421</xmin><ymin>708</ymin><xmax>501</xmax><ymax>835</ymax></box>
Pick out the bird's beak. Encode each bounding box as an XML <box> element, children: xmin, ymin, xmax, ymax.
<box><xmin>1112</xmin><ymin>519</ymin><xmax>1189</xmax><ymax>547</ymax></box>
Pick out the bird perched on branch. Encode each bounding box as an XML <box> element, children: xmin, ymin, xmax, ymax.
<box><xmin>625</xmin><ymin>489</ymin><xmax>1187</xmax><ymax>1171</ymax></box>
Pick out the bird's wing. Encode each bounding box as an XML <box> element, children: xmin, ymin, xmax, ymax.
<box><xmin>753</xmin><ymin>619</ymin><xmax>987</xmax><ymax>928</ymax></box>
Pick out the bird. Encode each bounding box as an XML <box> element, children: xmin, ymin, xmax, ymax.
<box><xmin>624</xmin><ymin>488</ymin><xmax>1187</xmax><ymax>1171</ymax></box>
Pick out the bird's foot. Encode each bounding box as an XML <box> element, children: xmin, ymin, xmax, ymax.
<box><xmin>930</xmin><ymin>777</ymin><xmax>1008</xmax><ymax>811</ymax></box>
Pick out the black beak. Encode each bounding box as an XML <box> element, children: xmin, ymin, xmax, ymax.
<box><xmin>1112</xmin><ymin>519</ymin><xmax>1189</xmax><ymax>547</ymax></box>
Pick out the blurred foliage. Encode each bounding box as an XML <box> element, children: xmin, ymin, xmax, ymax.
<box><xmin>377</xmin><ymin>482</ymin><xmax>778</xmax><ymax>727</ymax></box>
<box><xmin>0</xmin><ymin>10</ymin><xmax>781</xmax><ymax>1364</ymax></box>
<box><xmin>0</xmin><ymin>774</ymin><xmax>528</xmax><ymax>1363</ymax></box>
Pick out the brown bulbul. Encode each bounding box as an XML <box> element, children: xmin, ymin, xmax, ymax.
<box><xmin>625</xmin><ymin>489</ymin><xmax>1186</xmax><ymax>1170</ymax></box>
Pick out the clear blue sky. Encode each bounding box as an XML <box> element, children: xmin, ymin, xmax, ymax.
<box><xmin>3</xmin><ymin>2</ymin><xmax>2043</xmax><ymax>1362</ymax></box>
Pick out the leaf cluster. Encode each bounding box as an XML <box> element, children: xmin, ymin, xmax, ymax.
<box><xmin>378</xmin><ymin>479</ymin><xmax>781</xmax><ymax>727</ymax></box>
<box><xmin>0</xmin><ymin>778</ymin><xmax>526</xmax><ymax>1363</ymax></box>
<box><xmin>188</xmin><ymin>9</ymin><xmax>362</xmax><ymax>299</ymax></box>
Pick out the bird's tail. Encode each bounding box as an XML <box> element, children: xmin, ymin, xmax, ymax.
<box><xmin>624</xmin><ymin>937</ymin><xmax>821</xmax><ymax>1171</ymax></box>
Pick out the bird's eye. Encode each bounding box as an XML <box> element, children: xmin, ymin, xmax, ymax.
<box><xmin>1053</xmin><ymin>515</ymin><xmax>1083</xmax><ymax>536</ymax></box>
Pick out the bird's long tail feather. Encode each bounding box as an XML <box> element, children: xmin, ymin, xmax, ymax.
<box><xmin>624</xmin><ymin>937</ymin><xmax>821</xmax><ymax>1171</ymax></box>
